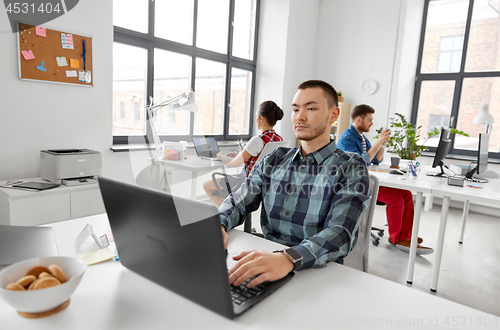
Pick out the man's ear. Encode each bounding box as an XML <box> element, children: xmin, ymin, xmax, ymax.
<box><xmin>353</xmin><ymin>116</ymin><xmax>361</xmax><ymax>126</ymax></box>
<box><xmin>330</xmin><ymin>106</ymin><xmax>340</xmax><ymax>124</ymax></box>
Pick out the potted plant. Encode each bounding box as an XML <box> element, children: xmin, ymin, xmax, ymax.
<box><xmin>376</xmin><ymin>113</ymin><xmax>468</xmax><ymax>160</ymax></box>
<box><xmin>337</xmin><ymin>91</ymin><xmax>344</xmax><ymax>103</ymax></box>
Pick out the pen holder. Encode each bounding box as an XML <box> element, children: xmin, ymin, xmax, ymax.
<box><xmin>406</xmin><ymin>161</ymin><xmax>418</xmax><ymax>179</ymax></box>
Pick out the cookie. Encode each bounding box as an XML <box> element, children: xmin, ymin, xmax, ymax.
<box><xmin>6</xmin><ymin>282</ymin><xmax>26</xmax><ymax>291</ymax></box>
<box><xmin>27</xmin><ymin>279</ymin><xmax>41</xmax><ymax>290</ymax></box>
<box><xmin>48</xmin><ymin>264</ymin><xmax>67</xmax><ymax>283</ymax></box>
<box><xmin>15</xmin><ymin>275</ymin><xmax>37</xmax><ymax>288</ymax></box>
<box><xmin>38</xmin><ymin>272</ymin><xmax>54</xmax><ymax>279</ymax></box>
<box><xmin>26</xmin><ymin>265</ymin><xmax>50</xmax><ymax>278</ymax></box>
<box><xmin>32</xmin><ymin>277</ymin><xmax>61</xmax><ymax>290</ymax></box>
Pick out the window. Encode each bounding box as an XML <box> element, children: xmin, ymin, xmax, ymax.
<box><xmin>134</xmin><ymin>103</ymin><xmax>141</xmax><ymax>121</ymax></box>
<box><xmin>112</xmin><ymin>0</ymin><xmax>260</xmax><ymax>144</ymax></box>
<box><xmin>120</xmin><ymin>102</ymin><xmax>125</xmax><ymax>119</ymax></box>
<box><xmin>437</xmin><ymin>35</ymin><xmax>464</xmax><ymax>72</ymax></box>
<box><xmin>413</xmin><ymin>0</ymin><xmax>500</xmax><ymax>158</ymax></box>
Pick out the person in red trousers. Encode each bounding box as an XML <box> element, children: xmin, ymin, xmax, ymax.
<box><xmin>337</xmin><ymin>104</ymin><xmax>433</xmax><ymax>255</ymax></box>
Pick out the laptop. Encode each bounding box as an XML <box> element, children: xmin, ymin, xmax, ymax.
<box><xmin>0</xmin><ymin>225</ymin><xmax>58</xmax><ymax>268</ymax></box>
<box><xmin>192</xmin><ymin>135</ymin><xmax>221</xmax><ymax>160</ymax></box>
<box><xmin>98</xmin><ymin>176</ymin><xmax>294</xmax><ymax>319</ymax></box>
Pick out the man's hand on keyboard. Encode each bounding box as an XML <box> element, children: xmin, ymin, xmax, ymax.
<box><xmin>228</xmin><ymin>250</ymin><xmax>293</xmax><ymax>289</ymax></box>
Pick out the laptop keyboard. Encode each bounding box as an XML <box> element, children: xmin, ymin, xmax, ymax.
<box><xmin>231</xmin><ymin>277</ymin><xmax>269</xmax><ymax>305</ymax></box>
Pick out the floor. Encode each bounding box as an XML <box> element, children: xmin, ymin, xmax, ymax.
<box><xmin>249</xmin><ymin>203</ymin><xmax>500</xmax><ymax>317</ymax></box>
<box><xmin>368</xmin><ymin>203</ymin><xmax>500</xmax><ymax>317</ymax></box>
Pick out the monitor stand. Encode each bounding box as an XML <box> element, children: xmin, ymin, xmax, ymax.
<box><xmin>464</xmin><ymin>166</ymin><xmax>489</xmax><ymax>183</ymax></box>
<box><xmin>426</xmin><ymin>164</ymin><xmax>451</xmax><ymax>178</ymax></box>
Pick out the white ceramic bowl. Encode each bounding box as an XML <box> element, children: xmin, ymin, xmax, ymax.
<box><xmin>0</xmin><ymin>256</ymin><xmax>86</xmax><ymax>313</ymax></box>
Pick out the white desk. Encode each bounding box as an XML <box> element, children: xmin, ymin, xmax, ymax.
<box><xmin>369</xmin><ymin>166</ymin><xmax>447</xmax><ymax>285</ymax></box>
<box><xmin>153</xmin><ymin>156</ymin><xmax>238</xmax><ymax>199</ymax></box>
<box><xmin>2</xmin><ymin>214</ymin><xmax>498</xmax><ymax>329</ymax></box>
<box><xmin>430</xmin><ymin>178</ymin><xmax>500</xmax><ymax>292</ymax></box>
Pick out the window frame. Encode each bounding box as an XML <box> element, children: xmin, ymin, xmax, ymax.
<box><xmin>412</xmin><ymin>0</ymin><xmax>500</xmax><ymax>160</ymax></box>
<box><xmin>113</xmin><ymin>0</ymin><xmax>260</xmax><ymax>145</ymax></box>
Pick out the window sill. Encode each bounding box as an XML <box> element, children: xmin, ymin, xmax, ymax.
<box><xmin>387</xmin><ymin>151</ymin><xmax>500</xmax><ymax>164</ymax></box>
<box><xmin>110</xmin><ymin>140</ymin><xmax>242</xmax><ymax>153</ymax></box>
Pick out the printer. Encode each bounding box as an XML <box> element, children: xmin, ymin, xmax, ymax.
<box><xmin>40</xmin><ymin>149</ymin><xmax>102</xmax><ymax>186</ymax></box>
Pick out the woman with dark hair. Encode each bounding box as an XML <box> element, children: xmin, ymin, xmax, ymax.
<box><xmin>203</xmin><ymin>100</ymin><xmax>284</xmax><ymax>206</ymax></box>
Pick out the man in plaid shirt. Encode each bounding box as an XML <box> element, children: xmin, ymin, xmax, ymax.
<box><xmin>220</xmin><ymin>80</ymin><xmax>370</xmax><ymax>289</ymax></box>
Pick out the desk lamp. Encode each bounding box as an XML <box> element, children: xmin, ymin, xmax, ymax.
<box><xmin>146</xmin><ymin>90</ymin><xmax>198</xmax><ymax>160</ymax></box>
<box><xmin>473</xmin><ymin>103</ymin><xmax>495</xmax><ymax>133</ymax></box>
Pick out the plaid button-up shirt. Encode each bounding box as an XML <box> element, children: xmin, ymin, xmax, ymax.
<box><xmin>219</xmin><ymin>140</ymin><xmax>370</xmax><ymax>269</ymax></box>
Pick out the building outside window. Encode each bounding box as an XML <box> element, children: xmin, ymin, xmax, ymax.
<box><xmin>134</xmin><ymin>103</ymin><xmax>141</xmax><ymax>122</ymax></box>
<box><xmin>120</xmin><ymin>102</ymin><xmax>125</xmax><ymax>119</ymax></box>
<box><xmin>412</xmin><ymin>0</ymin><xmax>500</xmax><ymax>157</ymax></box>
<box><xmin>112</xmin><ymin>0</ymin><xmax>260</xmax><ymax>145</ymax></box>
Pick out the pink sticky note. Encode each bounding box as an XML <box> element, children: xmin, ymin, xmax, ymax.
<box><xmin>36</xmin><ymin>27</ymin><xmax>46</xmax><ymax>37</ymax></box>
<box><xmin>21</xmin><ymin>50</ymin><xmax>35</xmax><ymax>60</ymax></box>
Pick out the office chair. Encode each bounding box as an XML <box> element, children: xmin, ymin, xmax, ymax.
<box><xmin>210</xmin><ymin>141</ymin><xmax>291</xmax><ymax>198</ymax></box>
<box><xmin>370</xmin><ymin>201</ymin><xmax>386</xmax><ymax>246</ymax></box>
<box><xmin>344</xmin><ymin>175</ymin><xmax>380</xmax><ymax>273</ymax></box>
<box><xmin>210</xmin><ymin>141</ymin><xmax>290</xmax><ymax>232</ymax></box>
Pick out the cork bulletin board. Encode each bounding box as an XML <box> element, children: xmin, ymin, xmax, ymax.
<box><xmin>17</xmin><ymin>22</ymin><xmax>93</xmax><ymax>86</ymax></box>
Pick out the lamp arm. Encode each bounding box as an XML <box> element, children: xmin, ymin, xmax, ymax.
<box><xmin>146</xmin><ymin>92</ymin><xmax>191</xmax><ymax>160</ymax></box>
<box><xmin>146</xmin><ymin>100</ymin><xmax>162</xmax><ymax>160</ymax></box>
<box><xmin>148</xmin><ymin>93</ymin><xmax>188</xmax><ymax>114</ymax></box>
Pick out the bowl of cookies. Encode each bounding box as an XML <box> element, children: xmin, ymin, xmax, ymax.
<box><xmin>0</xmin><ymin>256</ymin><xmax>86</xmax><ymax>317</ymax></box>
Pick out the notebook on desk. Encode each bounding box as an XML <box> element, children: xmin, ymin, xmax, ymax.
<box><xmin>98</xmin><ymin>177</ymin><xmax>294</xmax><ymax>319</ymax></box>
<box><xmin>192</xmin><ymin>135</ymin><xmax>221</xmax><ymax>160</ymax></box>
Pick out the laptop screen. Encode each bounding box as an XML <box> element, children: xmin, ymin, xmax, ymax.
<box><xmin>192</xmin><ymin>136</ymin><xmax>220</xmax><ymax>158</ymax></box>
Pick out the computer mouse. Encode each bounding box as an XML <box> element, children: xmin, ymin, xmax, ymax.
<box><xmin>390</xmin><ymin>169</ymin><xmax>405</xmax><ymax>175</ymax></box>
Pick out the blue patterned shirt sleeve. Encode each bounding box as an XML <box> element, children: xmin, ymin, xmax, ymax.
<box><xmin>337</xmin><ymin>125</ymin><xmax>381</xmax><ymax>165</ymax></box>
<box><xmin>219</xmin><ymin>141</ymin><xmax>370</xmax><ymax>269</ymax></box>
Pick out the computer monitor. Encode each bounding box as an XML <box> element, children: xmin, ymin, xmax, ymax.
<box><xmin>464</xmin><ymin>133</ymin><xmax>490</xmax><ymax>183</ymax></box>
<box><xmin>427</xmin><ymin>128</ymin><xmax>452</xmax><ymax>178</ymax></box>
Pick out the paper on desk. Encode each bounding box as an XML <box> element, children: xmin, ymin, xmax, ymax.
<box><xmin>80</xmin><ymin>248</ymin><xmax>116</xmax><ymax>265</ymax></box>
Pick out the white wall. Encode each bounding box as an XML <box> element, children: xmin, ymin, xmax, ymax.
<box><xmin>0</xmin><ymin>1</ymin><xmax>140</xmax><ymax>183</ymax></box>
<box><xmin>254</xmin><ymin>0</ymin><xmax>321</xmax><ymax>144</ymax></box>
<box><xmin>315</xmin><ymin>0</ymin><xmax>404</xmax><ymax>141</ymax></box>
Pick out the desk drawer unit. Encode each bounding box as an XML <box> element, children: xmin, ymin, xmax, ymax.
<box><xmin>70</xmin><ymin>187</ymin><xmax>105</xmax><ymax>219</ymax></box>
<box><xmin>0</xmin><ymin>191</ymin><xmax>70</xmax><ymax>226</ymax></box>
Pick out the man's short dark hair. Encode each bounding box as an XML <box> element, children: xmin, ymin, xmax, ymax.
<box><xmin>297</xmin><ymin>80</ymin><xmax>338</xmax><ymax>108</ymax></box>
<box><xmin>351</xmin><ymin>104</ymin><xmax>375</xmax><ymax>120</ymax></box>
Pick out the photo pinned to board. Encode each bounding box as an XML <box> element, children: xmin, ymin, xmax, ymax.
<box><xmin>79</xmin><ymin>39</ymin><xmax>91</xmax><ymax>83</ymax></box>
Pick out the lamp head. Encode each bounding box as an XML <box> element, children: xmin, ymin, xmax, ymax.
<box><xmin>174</xmin><ymin>91</ymin><xmax>198</xmax><ymax>112</ymax></box>
<box><xmin>473</xmin><ymin>103</ymin><xmax>495</xmax><ymax>125</ymax></box>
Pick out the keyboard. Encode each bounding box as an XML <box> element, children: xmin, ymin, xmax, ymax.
<box><xmin>464</xmin><ymin>176</ymin><xmax>488</xmax><ymax>183</ymax></box>
<box><xmin>231</xmin><ymin>277</ymin><xmax>269</xmax><ymax>305</ymax></box>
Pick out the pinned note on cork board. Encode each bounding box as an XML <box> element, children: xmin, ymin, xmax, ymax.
<box><xmin>17</xmin><ymin>22</ymin><xmax>93</xmax><ymax>86</ymax></box>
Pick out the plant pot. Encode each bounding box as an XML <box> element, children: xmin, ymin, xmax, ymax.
<box><xmin>338</xmin><ymin>96</ymin><xmax>344</xmax><ymax>102</ymax></box>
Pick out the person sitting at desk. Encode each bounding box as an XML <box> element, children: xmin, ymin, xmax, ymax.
<box><xmin>337</xmin><ymin>104</ymin><xmax>433</xmax><ymax>255</ymax></box>
<box><xmin>203</xmin><ymin>100</ymin><xmax>284</xmax><ymax>207</ymax></box>
<box><xmin>219</xmin><ymin>80</ymin><xmax>370</xmax><ymax>289</ymax></box>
